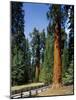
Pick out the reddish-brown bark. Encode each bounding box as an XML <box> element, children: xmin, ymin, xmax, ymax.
<box><xmin>52</xmin><ymin>22</ymin><xmax>62</xmax><ymax>88</ymax></box>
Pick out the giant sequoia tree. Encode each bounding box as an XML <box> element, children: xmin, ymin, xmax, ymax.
<box><xmin>53</xmin><ymin>6</ymin><xmax>62</xmax><ymax>88</ymax></box>
<box><xmin>47</xmin><ymin>5</ymin><xmax>70</xmax><ymax>88</ymax></box>
<box><xmin>30</xmin><ymin>28</ymin><xmax>41</xmax><ymax>82</ymax></box>
<box><xmin>48</xmin><ymin>5</ymin><xmax>62</xmax><ymax>88</ymax></box>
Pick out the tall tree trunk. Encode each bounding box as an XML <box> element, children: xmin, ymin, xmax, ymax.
<box><xmin>35</xmin><ymin>49</ymin><xmax>40</xmax><ymax>82</ymax></box>
<box><xmin>52</xmin><ymin>22</ymin><xmax>62</xmax><ymax>88</ymax></box>
<box><xmin>35</xmin><ymin>62</ymin><xmax>40</xmax><ymax>82</ymax></box>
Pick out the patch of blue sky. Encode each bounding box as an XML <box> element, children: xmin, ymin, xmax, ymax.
<box><xmin>23</xmin><ymin>3</ymin><xmax>49</xmax><ymax>41</ymax></box>
<box><xmin>23</xmin><ymin>2</ymin><xmax>70</xmax><ymax>43</ymax></box>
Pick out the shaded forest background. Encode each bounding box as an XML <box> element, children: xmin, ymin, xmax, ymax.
<box><xmin>11</xmin><ymin>2</ymin><xmax>74</xmax><ymax>87</ymax></box>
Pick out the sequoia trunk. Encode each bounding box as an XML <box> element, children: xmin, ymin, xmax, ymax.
<box><xmin>35</xmin><ymin>48</ymin><xmax>40</xmax><ymax>82</ymax></box>
<box><xmin>35</xmin><ymin>62</ymin><xmax>40</xmax><ymax>82</ymax></box>
<box><xmin>52</xmin><ymin>22</ymin><xmax>62</xmax><ymax>88</ymax></box>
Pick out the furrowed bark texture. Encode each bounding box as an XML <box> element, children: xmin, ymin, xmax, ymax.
<box><xmin>52</xmin><ymin>22</ymin><xmax>62</xmax><ymax>88</ymax></box>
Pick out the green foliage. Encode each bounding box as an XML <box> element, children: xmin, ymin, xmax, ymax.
<box><xmin>40</xmin><ymin>29</ymin><xmax>46</xmax><ymax>63</ymax></box>
<box><xmin>62</xmin><ymin>41</ymin><xmax>69</xmax><ymax>74</ymax></box>
<box><xmin>62</xmin><ymin>5</ymin><xmax>74</xmax><ymax>85</ymax></box>
<box><xmin>39</xmin><ymin>64</ymin><xmax>51</xmax><ymax>83</ymax></box>
<box><xmin>68</xmin><ymin>6</ymin><xmax>74</xmax><ymax>63</ymax></box>
<box><xmin>39</xmin><ymin>33</ymin><xmax>54</xmax><ymax>83</ymax></box>
<box><xmin>11</xmin><ymin>2</ymin><xmax>31</xmax><ymax>86</ymax></box>
<box><xmin>46</xmin><ymin>4</ymin><xmax>74</xmax><ymax>85</ymax></box>
<box><xmin>11</xmin><ymin>3</ymin><xmax>74</xmax><ymax>87</ymax></box>
<box><xmin>62</xmin><ymin>61</ymin><xmax>74</xmax><ymax>85</ymax></box>
<box><xmin>11</xmin><ymin>2</ymin><xmax>24</xmax><ymax>34</ymax></box>
<box><xmin>30</xmin><ymin>28</ymin><xmax>41</xmax><ymax>81</ymax></box>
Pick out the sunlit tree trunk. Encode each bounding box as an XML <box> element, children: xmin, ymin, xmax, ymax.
<box><xmin>35</xmin><ymin>49</ymin><xmax>40</xmax><ymax>82</ymax></box>
<box><xmin>52</xmin><ymin>21</ymin><xmax>62</xmax><ymax>88</ymax></box>
<box><xmin>35</xmin><ymin>62</ymin><xmax>40</xmax><ymax>82</ymax></box>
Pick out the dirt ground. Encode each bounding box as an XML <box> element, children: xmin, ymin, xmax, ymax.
<box><xmin>37</xmin><ymin>85</ymin><xmax>74</xmax><ymax>96</ymax></box>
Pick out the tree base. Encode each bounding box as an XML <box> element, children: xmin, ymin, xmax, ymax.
<box><xmin>51</xmin><ymin>83</ymin><xmax>62</xmax><ymax>89</ymax></box>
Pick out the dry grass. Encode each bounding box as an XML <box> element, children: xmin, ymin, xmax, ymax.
<box><xmin>37</xmin><ymin>85</ymin><xmax>74</xmax><ymax>96</ymax></box>
<box><xmin>11</xmin><ymin>82</ymin><xmax>44</xmax><ymax>91</ymax></box>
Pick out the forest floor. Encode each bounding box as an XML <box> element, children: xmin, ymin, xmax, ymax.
<box><xmin>37</xmin><ymin>85</ymin><xmax>74</xmax><ymax>96</ymax></box>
